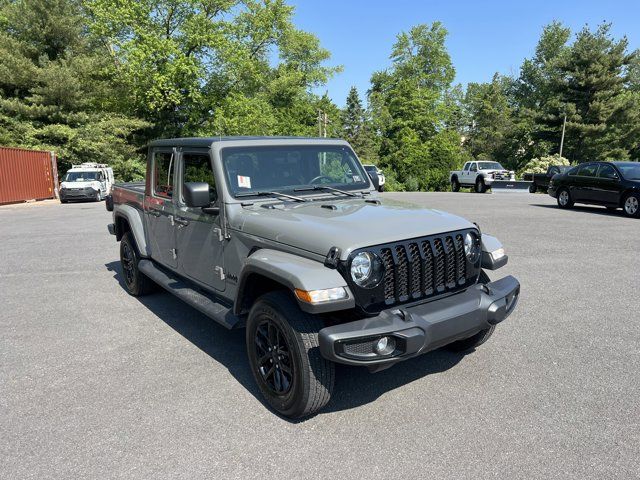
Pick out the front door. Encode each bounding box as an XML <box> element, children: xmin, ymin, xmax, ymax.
<box><xmin>175</xmin><ymin>150</ymin><xmax>226</xmax><ymax>292</ymax></box>
<box><xmin>147</xmin><ymin>149</ymin><xmax>178</xmax><ymax>269</ymax></box>
<box><xmin>592</xmin><ymin>163</ymin><xmax>624</xmax><ymax>205</ymax></box>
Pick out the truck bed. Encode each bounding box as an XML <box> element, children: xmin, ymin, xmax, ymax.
<box><xmin>112</xmin><ymin>182</ymin><xmax>145</xmax><ymax>209</ymax></box>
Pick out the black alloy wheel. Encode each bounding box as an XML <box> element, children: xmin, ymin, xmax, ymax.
<box><xmin>254</xmin><ymin>318</ymin><xmax>294</xmax><ymax>395</ymax></box>
<box><xmin>119</xmin><ymin>232</ymin><xmax>156</xmax><ymax>296</ymax></box>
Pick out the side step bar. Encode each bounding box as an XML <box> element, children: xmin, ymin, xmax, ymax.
<box><xmin>138</xmin><ymin>259</ymin><xmax>242</xmax><ymax>329</ymax></box>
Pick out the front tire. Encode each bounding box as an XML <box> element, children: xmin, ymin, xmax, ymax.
<box><xmin>475</xmin><ymin>177</ymin><xmax>487</xmax><ymax>193</ymax></box>
<box><xmin>623</xmin><ymin>192</ymin><xmax>640</xmax><ymax>218</ymax></box>
<box><xmin>447</xmin><ymin>271</ymin><xmax>495</xmax><ymax>352</ymax></box>
<box><xmin>529</xmin><ymin>183</ymin><xmax>537</xmax><ymax>193</ymax></box>
<box><xmin>378</xmin><ymin>185</ymin><xmax>385</xmax><ymax>192</ymax></box>
<box><xmin>557</xmin><ymin>188</ymin><xmax>574</xmax><ymax>209</ymax></box>
<box><xmin>120</xmin><ymin>232</ymin><xmax>156</xmax><ymax>296</ymax></box>
<box><xmin>246</xmin><ymin>291</ymin><xmax>334</xmax><ymax>418</ymax></box>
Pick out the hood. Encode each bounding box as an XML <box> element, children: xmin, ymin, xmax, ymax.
<box><xmin>231</xmin><ymin>197</ymin><xmax>475</xmax><ymax>259</ymax></box>
<box><xmin>61</xmin><ymin>181</ymin><xmax>100</xmax><ymax>189</ymax></box>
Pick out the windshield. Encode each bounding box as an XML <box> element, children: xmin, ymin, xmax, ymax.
<box><xmin>615</xmin><ymin>162</ymin><xmax>640</xmax><ymax>180</ymax></box>
<box><xmin>64</xmin><ymin>171</ymin><xmax>100</xmax><ymax>182</ymax></box>
<box><xmin>221</xmin><ymin>145</ymin><xmax>370</xmax><ymax>197</ymax></box>
<box><xmin>478</xmin><ymin>161</ymin><xmax>505</xmax><ymax>170</ymax></box>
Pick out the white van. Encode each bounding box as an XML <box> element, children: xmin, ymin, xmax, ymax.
<box><xmin>59</xmin><ymin>163</ymin><xmax>114</xmax><ymax>203</ymax></box>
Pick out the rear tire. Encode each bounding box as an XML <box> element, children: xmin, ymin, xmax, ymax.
<box><xmin>451</xmin><ymin>177</ymin><xmax>460</xmax><ymax>192</ymax></box>
<box><xmin>529</xmin><ymin>183</ymin><xmax>537</xmax><ymax>193</ymax></box>
<box><xmin>557</xmin><ymin>188</ymin><xmax>574</xmax><ymax>209</ymax></box>
<box><xmin>475</xmin><ymin>177</ymin><xmax>487</xmax><ymax>193</ymax></box>
<box><xmin>622</xmin><ymin>192</ymin><xmax>640</xmax><ymax>218</ymax></box>
<box><xmin>120</xmin><ymin>232</ymin><xmax>156</xmax><ymax>296</ymax></box>
<box><xmin>246</xmin><ymin>291</ymin><xmax>334</xmax><ymax>418</ymax></box>
<box><xmin>378</xmin><ymin>185</ymin><xmax>385</xmax><ymax>192</ymax></box>
<box><xmin>446</xmin><ymin>271</ymin><xmax>495</xmax><ymax>352</ymax></box>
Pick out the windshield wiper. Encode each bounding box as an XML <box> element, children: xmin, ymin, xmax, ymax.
<box><xmin>235</xmin><ymin>191</ymin><xmax>307</xmax><ymax>202</ymax></box>
<box><xmin>294</xmin><ymin>185</ymin><xmax>362</xmax><ymax>197</ymax></box>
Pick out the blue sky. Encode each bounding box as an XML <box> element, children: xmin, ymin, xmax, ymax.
<box><xmin>291</xmin><ymin>0</ymin><xmax>640</xmax><ymax>106</ymax></box>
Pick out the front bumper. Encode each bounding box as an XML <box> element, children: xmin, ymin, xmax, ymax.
<box><xmin>547</xmin><ymin>184</ymin><xmax>558</xmax><ymax>198</ymax></box>
<box><xmin>60</xmin><ymin>188</ymin><xmax>97</xmax><ymax>200</ymax></box>
<box><xmin>318</xmin><ymin>275</ymin><xmax>520</xmax><ymax>369</ymax></box>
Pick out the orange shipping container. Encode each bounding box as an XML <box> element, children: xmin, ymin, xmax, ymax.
<box><xmin>0</xmin><ymin>146</ymin><xmax>59</xmax><ymax>205</ymax></box>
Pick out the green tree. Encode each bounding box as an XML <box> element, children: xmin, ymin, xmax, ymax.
<box><xmin>0</xmin><ymin>0</ymin><xmax>148</xmax><ymax>179</ymax></box>
<box><xmin>557</xmin><ymin>24</ymin><xmax>638</xmax><ymax>161</ymax></box>
<box><xmin>510</xmin><ymin>22</ymin><xmax>639</xmax><ymax>164</ymax></box>
<box><xmin>86</xmin><ymin>0</ymin><xmax>340</xmax><ymax>138</ymax></box>
<box><xmin>463</xmin><ymin>73</ymin><xmax>518</xmax><ymax>166</ymax></box>
<box><xmin>370</xmin><ymin>23</ymin><xmax>465</xmax><ymax>191</ymax></box>
<box><xmin>341</xmin><ymin>86</ymin><xmax>376</xmax><ymax>162</ymax></box>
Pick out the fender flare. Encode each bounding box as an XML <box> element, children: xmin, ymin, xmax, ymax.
<box><xmin>235</xmin><ymin>249</ymin><xmax>355</xmax><ymax>315</ymax></box>
<box><xmin>113</xmin><ymin>204</ymin><xmax>150</xmax><ymax>257</ymax></box>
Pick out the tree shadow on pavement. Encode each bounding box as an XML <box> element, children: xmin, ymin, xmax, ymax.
<box><xmin>106</xmin><ymin>261</ymin><xmax>467</xmax><ymax>419</ymax></box>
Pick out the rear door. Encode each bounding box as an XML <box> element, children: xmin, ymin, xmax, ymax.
<box><xmin>541</xmin><ymin>166</ymin><xmax>560</xmax><ymax>189</ymax></box>
<box><xmin>468</xmin><ymin>162</ymin><xmax>478</xmax><ymax>184</ymax></box>
<box><xmin>175</xmin><ymin>150</ymin><xmax>226</xmax><ymax>292</ymax></box>
<box><xmin>146</xmin><ymin>148</ymin><xmax>178</xmax><ymax>269</ymax></box>
<box><xmin>460</xmin><ymin>162</ymin><xmax>470</xmax><ymax>184</ymax></box>
<box><xmin>572</xmin><ymin>163</ymin><xmax>598</xmax><ymax>201</ymax></box>
<box><xmin>592</xmin><ymin>163</ymin><xmax>623</xmax><ymax>205</ymax></box>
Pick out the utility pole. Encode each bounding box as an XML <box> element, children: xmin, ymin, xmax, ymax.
<box><xmin>323</xmin><ymin>112</ymin><xmax>328</xmax><ymax>138</ymax></box>
<box><xmin>559</xmin><ymin>113</ymin><xmax>567</xmax><ymax>157</ymax></box>
<box><xmin>317</xmin><ymin>110</ymin><xmax>329</xmax><ymax>137</ymax></box>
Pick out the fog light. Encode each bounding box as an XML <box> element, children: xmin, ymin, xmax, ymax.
<box><xmin>374</xmin><ymin>336</ymin><xmax>395</xmax><ymax>355</ymax></box>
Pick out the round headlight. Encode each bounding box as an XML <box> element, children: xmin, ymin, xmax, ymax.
<box><xmin>350</xmin><ymin>252</ymin><xmax>383</xmax><ymax>288</ymax></box>
<box><xmin>464</xmin><ymin>232</ymin><xmax>481</xmax><ymax>263</ymax></box>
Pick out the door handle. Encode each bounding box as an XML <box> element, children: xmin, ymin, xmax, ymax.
<box><xmin>174</xmin><ymin>217</ymin><xmax>189</xmax><ymax>227</ymax></box>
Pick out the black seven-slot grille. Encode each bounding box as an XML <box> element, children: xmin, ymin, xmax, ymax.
<box><xmin>344</xmin><ymin>229</ymin><xmax>481</xmax><ymax>314</ymax></box>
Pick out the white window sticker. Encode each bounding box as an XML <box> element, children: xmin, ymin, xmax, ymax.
<box><xmin>353</xmin><ymin>175</ymin><xmax>361</xmax><ymax>182</ymax></box>
<box><xmin>237</xmin><ymin>175</ymin><xmax>252</xmax><ymax>189</ymax></box>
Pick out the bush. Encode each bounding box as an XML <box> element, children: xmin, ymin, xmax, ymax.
<box><xmin>404</xmin><ymin>176</ymin><xmax>420</xmax><ymax>191</ymax></box>
<box><xmin>519</xmin><ymin>154</ymin><xmax>569</xmax><ymax>176</ymax></box>
<box><xmin>420</xmin><ymin>168</ymin><xmax>450</xmax><ymax>192</ymax></box>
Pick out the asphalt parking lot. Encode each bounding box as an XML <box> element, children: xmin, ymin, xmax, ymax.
<box><xmin>1</xmin><ymin>192</ymin><xmax>639</xmax><ymax>479</ymax></box>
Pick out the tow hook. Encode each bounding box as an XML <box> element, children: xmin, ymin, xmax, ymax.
<box><xmin>392</xmin><ymin>309</ymin><xmax>410</xmax><ymax>322</ymax></box>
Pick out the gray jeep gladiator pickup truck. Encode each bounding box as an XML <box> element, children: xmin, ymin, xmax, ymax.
<box><xmin>107</xmin><ymin>137</ymin><xmax>520</xmax><ymax>418</ymax></box>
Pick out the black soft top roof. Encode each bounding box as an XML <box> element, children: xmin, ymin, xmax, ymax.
<box><xmin>148</xmin><ymin>136</ymin><xmax>343</xmax><ymax>148</ymax></box>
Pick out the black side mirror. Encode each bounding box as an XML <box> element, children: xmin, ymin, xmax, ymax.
<box><xmin>367</xmin><ymin>171</ymin><xmax>380</xmax><ymax>191</ymax></box>
<box><xmin>184</xmin><ymin>182</ymin><xmax>212</xmax><ymax>208</ymax></box>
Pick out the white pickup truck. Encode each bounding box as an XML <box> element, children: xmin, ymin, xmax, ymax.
<box><xmin>450</xmin><ymin>161</ymin><xmax>515</xmax><ymax>193</ymax></box>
